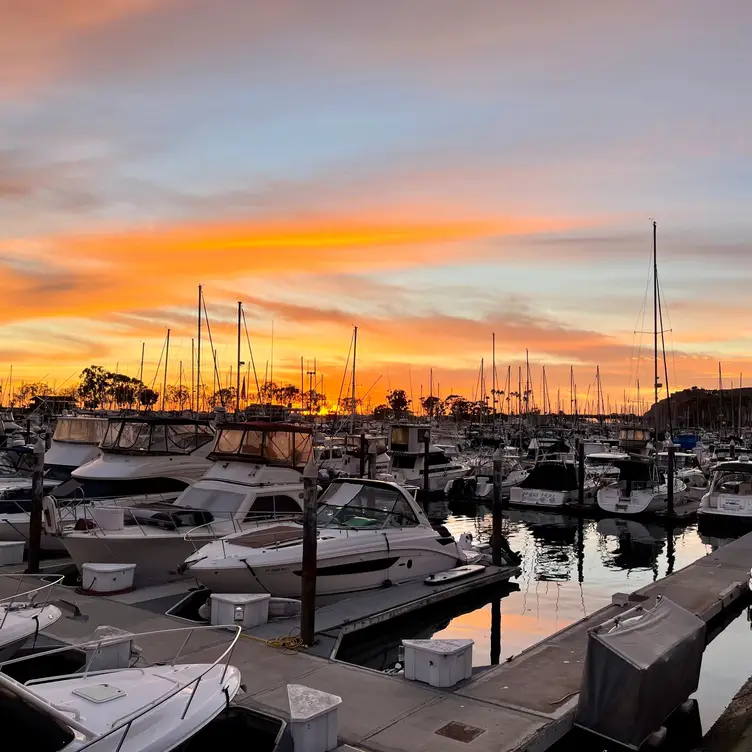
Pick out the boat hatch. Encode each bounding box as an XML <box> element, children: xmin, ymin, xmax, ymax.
<box><xmin>72</xmin><ymin>684</ymin><xmax>127</xmax><ymax>703</ymax></box>
<box><xmin>232</xmin><ymin>526</ymin><xmax>304</xmax><ymax>549</ymax></box>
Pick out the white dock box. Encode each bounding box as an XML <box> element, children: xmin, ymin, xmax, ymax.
<box><xmin>402</xmin><ymin>638</ymin><xmax>474</xmax><ymax>688</ymax></box>
<box><xmin>83</xmin><ymin>626</ymin><xmax>134</xmax><ymax>671</ymax></box>
<box><xmin>0</xmin><ymin>541</ymin><xmax>25</xmax><ymax>565</ymax></box>
<box><xmin>82</xmin><ymin>563</ymin><xmax>136</xmax><ymax>593</ymax></box>
<box><xmin>210</xmin><ymin>593</ymin><xmax>270</xmax><ymax>628</ymax></box>
<box><xmin>90</xmin><ymin>506</ymin><xmax>125</xmax><ymax>531</ymax></box>
<box><xmin>287</xmin><ymin>684</ymin><xmax>342</xmax><ymax>752</ymax></box>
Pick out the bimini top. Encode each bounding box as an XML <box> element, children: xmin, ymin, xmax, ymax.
<box><xmin>52</xmin><ymin>415</ymin><xmax>109</xmax><ymax>445</ymax></box>
<box><xmin>210</xmin><ymin>422</ymin><xmax>313</xmax><ymax>468</ymax></box>
<box><xmin>518</xmin><ymin>461</ymin><xmax>579</xmax><ymax>492</ymax></box>
<box><xmin>100</xmin><ymin>416</ymin><xmax>214</xmax><ymax>455</ymax></box>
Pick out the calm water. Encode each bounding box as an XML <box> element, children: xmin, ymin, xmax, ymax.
<box><xmin>340</xmin><ymin>499</ymin><xmax>752</xmax><ymax>735</ymax></box>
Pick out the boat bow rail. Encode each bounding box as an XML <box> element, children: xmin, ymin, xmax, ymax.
<box><xmin>0</xmin><ymin>573</ymin><xmax>65</xmax><ymax>629</ymax></box>
<box><xmin>0</xmin><ymin>624</ymin><xmax>243</xmax><ymax>750</ymax></box>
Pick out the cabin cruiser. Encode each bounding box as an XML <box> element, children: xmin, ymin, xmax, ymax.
<box><xmin>445</xmin><ymin>452</ymin><xmax>529</xmax><ymax>500</ymax></box>
<box><xmin>597</xmin><ymin>458</ymin><xmax>690</xmax><ymax>517</ymax></box>
<box><xmin>656</xmin><ymin>451</ymin><xmax>708</xmax><ymax>500</ymax></box>
<box><xmin>0</xmin><ymin>625</ymin><xmax>242</xmax><ymax>751</ymax></box>
<box><xmin>183</xmin><ymin>478</ymin><xmax>510</xmax><ymax>597</ymax></box>
<box><xmin>316</xmin><ymin>434</ymin><xmax>389</xmax><ymax>480</ymax></box>
<box><xmin>44</xmin><ymin>415</ymin><xmax>108</xmax><ymax>480</ymax></box>
<box><xmin>382</xmin><ymin>424</ymin><xmax>470</xmax><ymax>492</ymax></box>
<box><xmin>509</xmin><ymin>460</ymin><xmax>597</xmax><ymax>508</ymax></box>
<box><xmin>58</xmin><ymin>422</ymin><xmax>312</xmax><ymax>588</ymax></box>
<box><xmin>698</xmin><ymin>461</ymin><xmax>752</xmax><ymax>522</ymax></box>
<box><xmin>70</xmin><ymin>416</ymin><xmax>215</xmax><ymax>499</ymax></box>
<box><xmin>584</xmin><ymin>451</ymin><xmax>630</xmax><ymax>483</ymax></box>
<box><xmin>0</xmin><ymin>575</ymin><xmax>63</xmax><ymax>661</ymax></box>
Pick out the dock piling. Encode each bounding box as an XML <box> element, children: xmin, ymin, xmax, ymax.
<box><xmin>359</xmin><ymin>431</ymin><xmax>367</xmax><ymax>478</ymax></box>
<box><xmin>423</xmin><ymin>432</ymin><xmax>430</xmax><ymax>493</ymax></box>
<box><xmin>491</xmin><ymin>446</ymin><xmax>504</xmax><ymax>566</ymax></box>
<box><xmin>26</xmin><ymin>437</ymin><xmax>45</xmax><ymax>574</ymax></box>
<box><xmin>300</xmin><ymin>457</ymin><xmax>319</xmax><ymax>646</ymax></box>
<box><xmin>667</xmin><ymin>443</ymin><xmax>675</xmax><ymax>516</ymax></box>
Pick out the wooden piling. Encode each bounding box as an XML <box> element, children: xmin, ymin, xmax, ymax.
<box><xmin>26</xmin><ymin>437</ymin><xmax>45</xmax><ymax>574</ymax></box>
<box><xmin>667</xmin><ymin>443</ymin><xmax>675</xmax><ymax>516</ymax></box>
<box><xmin>300</xmin><ymin>458</ymin><xmax>319</xmax><ymax>646</ymax></box>
<box><xmin>492</xmin><ymin>446</ymin><xmax>504</xmax><ymax>566</ymax></box>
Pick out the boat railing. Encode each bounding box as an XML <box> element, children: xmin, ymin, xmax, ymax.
<box><xmin>0</xmin><ymin>624</ymin><xmax>242</xmax><ymax>748</ymax></box>
<box><xmin>0</xmin><ymin>573</ymin><xmax>64</xmax><ymax>629</ymax></box>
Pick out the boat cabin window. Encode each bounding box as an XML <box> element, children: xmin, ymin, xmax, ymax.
<box><xmin>52</xmin><ymin>417</ymin><xmax>107</xmax><ymax>444</ymax></box>
<box><xmin>101</xmin><ymin>421</ymin><xmax>213</xmax><ymax>455</ymax></box>
<box><xmin>427</xmin><ymin>452</ymin><xmax>449</xmax><ymax>467</ymax></box>
<box><xmin>179</xmin><ymin>486</ymin><xmax>247</xmax><ymax>516</ymax></box>
<box><xmin>246</xmin><ymin>494</ymin><xmax>302</xmax><ymax>518</ymax></box>
<box><xmin>713</xmin><ymin>471</ymin><xmax>752</xmax><ymax>495</ymax></box>
<box><xmin>213</xmin><ymin>425</ymin><xmax>312</xmax><ymax>467</ymax></box>
<box><xmin>391</xmin><ymin>454</ymin><xmax>416</xmax><ymax>469</ymax></box>
<box><xmin>315</xmin><ymin>482</ymin><xmax>419</xmax><ymax>528</ymax></box>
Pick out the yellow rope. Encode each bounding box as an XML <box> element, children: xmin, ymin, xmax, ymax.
<box><xmin>241</xmin><ymin>630</ymin><xmax>305</xmax><ymax>654</ymax></box>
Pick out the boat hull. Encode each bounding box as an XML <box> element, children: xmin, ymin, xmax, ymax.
<box><xmin>508</xmin><ymin>487</ymin><xmax>595</xmax><ymax>508</ymax></box>
<box><xmin>597</xmin><ymin>482</ymin><xmax>691</xmax><ymax>517</ymax></box>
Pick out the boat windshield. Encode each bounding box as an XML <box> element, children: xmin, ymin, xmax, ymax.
<box><xmin>212</xmin><ymin>424</ymin><xmax>312</xmax><ymax>467</ymax></box>
<box><xmin>101</xmin><ymin>420</ymin><xmax>214</xmax><ymax>455</ymax></box>
<box><xmin>315</xmin><ymin>482</ymin><xmax>419</xmax><ymax>529</ymax></box>
<box><xmin>178</xmin><ymin>485</ymin><xmax>248</xmax><ymax>515</ymax></box>
<box><xmin>712</xmin><ymin>471</ymin><xmax>752</xmax><ymax>495</ymax></box>
<box><xmin>52</xmin><ymin>417</ymin><xmax>108</xmax><ymax>444</ymax></box>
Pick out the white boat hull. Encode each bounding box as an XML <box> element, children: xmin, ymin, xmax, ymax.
<box><xmin>509</xmin><ymin>487</ymin><xmax>595</xmax><ymax>508</ymax></box>
<box><xmin>699</xmin><ymin>493</ymin><xmax>752</xmax><ymax>519</ymax></box>
<box><xmin>597</xmin><ymin>481</ymin><xmax>690</xmax><ymax>516</ymax></box>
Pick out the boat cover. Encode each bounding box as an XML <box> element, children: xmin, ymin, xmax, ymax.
<box><xmin>575</xmin><ymin>597</ymin><xmax>705</xmax><ymax>749</ymax></box>
<box><xmin>518</xmin><ymin>462</ymin><xmax>578</xmax><ymax>492</ymax></box>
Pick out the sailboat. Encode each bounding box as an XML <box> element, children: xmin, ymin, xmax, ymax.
<box><xmin>597</xmin><ymin>223</ymin><xmax>691</xmax><ymax>517</ymax></box>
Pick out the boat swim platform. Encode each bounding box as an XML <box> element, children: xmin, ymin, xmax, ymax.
<box><xmin>0</xmin><ymin>535</ymin><xmax>750</xmax><ymax>752</ymax></box>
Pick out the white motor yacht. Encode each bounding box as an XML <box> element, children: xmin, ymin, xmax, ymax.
<box><xmin>0</xmin><ymin>575</ymin><xmax>63</xmax><ymax>661</ymax></box>
<box><xmin>382</xmin><ymin>424</ymin><xmax>470</xmax><ymax>492</ymax></box>
<box><xmin>657</xmin><ymin>451</ymin><xmax>708</xmax><ymax>501</ymax></box>
<box><xmin>316</xmin><ymin>434</ymin><xmax>390</xmax><ymax>478</ymax></box>
<box><xmin>44</xmin><ymin>415</ymin><xmax>109</xmax><ymax>480</ymax></box>
<box><xmin>70</xmin><ymin>416</ymin><xmax>215</xmax><ymax>499</ymax></box>
<box><xmin>0</xmin><ymin>625</ymin><xmax>242</xmax><ymax>752</ymax></box>
<box><xmin>59</xmin><ymin>422</ymin><xmax>312</xmax><ymax>588</ymax></box>
<box><xmin>698</xmin><ymin>460</ymin><xmax>752</xmax><ymax>522</ymax></box>
<box><xmin>183</xmin><ymin>478</ymin><xmax>500</xmax><ymax>597</ymax></box>
<box><xmin>445</xmin><ymin>452</ymin><xmax>529</xmax><ymax>500</ymax></box>
<box><xmin>509</xmin><ymin>460</ymin><xmax>597</xmax><ymax>508</ymax></box>
<box><xmin>597</xmin><ymin>458</ymin><xmax>690</xmax><ymax>516</ymax></box>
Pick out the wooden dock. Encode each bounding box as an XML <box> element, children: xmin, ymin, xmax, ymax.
<box><xmin>1</xmin><ymin>535</ymin><xmax>750</xmax><ymax>752</ymax></box>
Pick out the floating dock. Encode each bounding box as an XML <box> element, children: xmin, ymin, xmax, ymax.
<box><xmin>1</xmin><ymin>535</ymin><xmax>750</xmax><ymax>752</ymax></box>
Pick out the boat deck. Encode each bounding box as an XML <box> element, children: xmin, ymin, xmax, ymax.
<box><xmin>0</xmin><ymin>534</ymin><xmax>750</xmax><ymax>752</ymax></box>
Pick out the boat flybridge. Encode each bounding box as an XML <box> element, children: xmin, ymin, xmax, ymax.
<box><xmin>0</xmin><ymin>625</ymin><xmax>242</xmax><ymax>752</ymax></box>
<box><xmin>59</xmin><ymin>422</ymin><xmax>312</xmax><ymax>587</ymax></box>
<box><xmin>44</xmin><ymin>415</ymin><xmax>109</xmax><ymax>481</ymax></box>
<box><xmin>183</xmin><ymin>477</ymin><xmax>502</xmax><ymax>598</ymax></box>
<box><xmin>698</xmin><ymin>460</ymin><xmax>752</xmax><ymax>522</ymax></box>
<box><xmin>509</xmin><ymin>460</ymin><xmax>597</xmax><ymax>509</ymax></box>
<box><xmin>381</xmin><ymin>424</ymin><xmax>470</xmax><ymax>492</ymax></box>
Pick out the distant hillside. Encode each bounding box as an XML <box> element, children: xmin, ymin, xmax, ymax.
<box><xmin>644</xmin><ymin>386</ymin><xmax>752</xmax><ymax>431</ymax></box>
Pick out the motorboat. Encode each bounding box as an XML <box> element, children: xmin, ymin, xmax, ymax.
<box><xmin>382</xmin><ymin>424</ymin><xmax>470</xmax><ymax>492</ymax></box>
<box><xmin>698</xmin><ymin>460</ymin><xmax>752</xmax><ymax>522</ymax></box>
<box><xmin>509</xmin><ymin>460</ymin><xmax>597</xmax><ymax>508</ymax></box>
<box><xmin>597</xmin><ymin>458</ymin><xmax>690</xmax><ymax>517</ymax></box>
<box><xmin>656</xmin><ymin>451</ymin><xmax>708</xmax><ymax>501</ymax></box>
<box><xmin>44</xmin><ymin>415</ymin><xmax>109</xmax><ymax>480</ymax></box>
<box><xmin>445</xmin><ymin>452</ymin><xmax>529</xmax><ymax>500</ymax></box>
<box><xmin>183</xmin><ymin>477</ymin><xmax>507</xmax><ymax>597</ymax></box>
<box><xmin>70</xmin><ymin>416</ymin><xmax>215</xmax><ymax>499</ymax></box>
<box><xmin>316</xmin><ymin>434</ymin><xmax>389</xmax><ymax>480</ymax></box>
<box><xmin>584</xmin><ymin>451</ymin><xmax>630</xmax><ymax>484</ymax></box>
<box><xmin>58</xmin><ymin>422</ymin><xmax>313</xmax><ymax>588</ymax></box>
<box><xmin>0</xmin><ymin>625</ymin><xmax>242</xmax><ymax>751</ymax></box>
<box><xmin>0</xmin><ymin>575</ymin><xmax>63</xmax><ymax>661</ymax></box>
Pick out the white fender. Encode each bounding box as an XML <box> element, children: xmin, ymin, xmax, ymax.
<box><xmin>42</xmin><ymin>495</ymin><xmax>62</xmax><ymax>536</ymax></box>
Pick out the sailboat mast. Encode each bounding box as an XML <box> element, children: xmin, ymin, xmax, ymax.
<box><xmin>197</xmin><ymin>285</ymin><xmax>202</xmax><ymax>414</ymax></box>
<box><xmin>719</xmin><ymin>362</ymin><xmax>724</xmax><ymax>437</ymax></box>
<box><xmin>653</xmin><ymin>221</ymin><xmax>659</xmax><ymax>432</ymax></box>
<box><xmin>139</xmin><ymin>342</ymin><xmax>145</xmax><ymax>384</ymax></box>
<box><xmin>236</xmin><ymin>302</ymin><xmax>242</xmax><ymax>415</ymax></box>
<box><xmin>350</xmin><ymin>326</ymin><xmax>357</xmax><ymax>433</ymax></box>
<box><xmin>492</xmin><ymin>333</ymin><xmax>496</xmax><ymax>417</ymax></box>
<box><xmin>740</xmin><ymin>373</ymin><xmax>744</xmax><ymax>432</ymax></box>
<box><xmin>161</xmin><ymin>328</ymin><xmax>170</xmax><ymax>412</ymax></box>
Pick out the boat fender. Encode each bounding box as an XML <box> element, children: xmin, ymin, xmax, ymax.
<box><xmin>42</xmin><ymin>495</ymin><xmax>62</xmax><ymax>535</ymax></box>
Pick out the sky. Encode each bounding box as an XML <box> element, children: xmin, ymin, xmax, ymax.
<box><xmin>2</xmin><ymin>1</ymin><xmax>752</xmax><ymax>411</ymax></box>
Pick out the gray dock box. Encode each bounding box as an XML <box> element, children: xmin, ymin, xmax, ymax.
<box><xmin>575</xmin><ymin>597</ymin><xmax>705</xmax><ymax>750</ymax></box>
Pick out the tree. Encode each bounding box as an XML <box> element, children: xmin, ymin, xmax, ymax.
<box><xmin>443</xmin><ymin>395</ymin><xmax>472</xmax><ymax>420</ymax></box>
<box><xmin>373</xmin><ymin>404</ymin><xmax>393</xmax><ymax>421</ymax></box>
<box><xmin>211</xmin><ymin>387</ymin><xmax>236</xmax><ymax>410</ymax></box>
<box><xmin>421</xmin><ymin>395</ymin><xmax>442</xmax><ymax>418</ymax></box>
<box><xmin>275</xmin><ymin>384</ymin><xmax>301</xmax><ymax>408</ymax></box>
<box><xmin>386</xmin><ymin>389</ymin><xmax>410</xmax><ymax>419</ymax></box>
<box><xmin>79</xmin><ymin>366</ymin><xmax>111</xmax><ymax>409</ymax></box>
<box><xmin>13</xmin><ymin>382</ymin><xmax>50</xmax><ymax>407</ymax></box>
<box><xmin>259</xmin><ymin>381</ymin><xmax>278</xmax><ymax>404</ymax></box>
<box><xmin>139</xmin><ymin>388</ymin><xmax>159</xmax><ymax>408</ymax></box>
<box><xmin>165</xmin><ymin>386</ymin><xmax>191</xmax><ymax>410</ymax></box>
